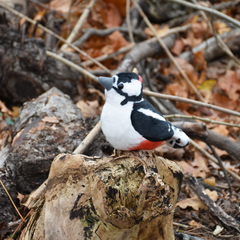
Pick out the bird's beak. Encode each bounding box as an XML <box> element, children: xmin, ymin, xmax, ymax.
<box><xmin>98</xmin><ymin>77</ymin><xmax>113</xmax><ymax>91</ymax></box>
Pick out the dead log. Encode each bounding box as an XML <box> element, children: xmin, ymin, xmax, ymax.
<box><xmin>0</xmin><ymin>87</ymin><xmax>106</xmax><ymax>224</ymax></box>
<box><xmin>20</xmin><ymin>150</ymin><xmax>183</xmax><ymax>240</ymax></box>
<box><xmin>0</xmin><ymin>24</ymin><xmax>81</xmax><ymax>104</ymax></box>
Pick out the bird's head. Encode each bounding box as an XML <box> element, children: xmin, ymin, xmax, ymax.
<box><xmin>98</xmin><ymin>72</ymin><xmax>143</xmax><ymax>106</ymax></box>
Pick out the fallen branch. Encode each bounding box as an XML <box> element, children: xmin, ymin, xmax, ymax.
<box><xmin>186</xmin><ymin>173</ymin><xmax>240</xmax><ymax>232</ymax></box>
<box><xmin>180</xmin><ymin>28</ymin><xmax>240</xmax><ymax>63</ymax></box>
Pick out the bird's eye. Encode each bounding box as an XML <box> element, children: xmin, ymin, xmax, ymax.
<box><xmin>118</xmin><ymin>83</ymin><xmax>124</xmax><ymax>90</ymax></box>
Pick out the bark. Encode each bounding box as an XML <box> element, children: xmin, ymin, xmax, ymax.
<box><xmin>0</xmin><ymin>87</ymin><xmax>106</xmax><ymax>224</ymax></box>
<box><xmin>20</xmin><ymin>151</ymin><xmax>183</xmax><ymax>240</ymax></box>
<box><xmin>0</xmin><ymin>25</ymin><xmax>81</xmax><ymax>104</ymax></box>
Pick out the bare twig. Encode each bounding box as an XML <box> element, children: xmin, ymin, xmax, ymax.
<box><xmin>73</xmin><ymin>120</ymin><xmax>101</xmax><ymax>154</ymax></box>
<box><xmin>126</xmin><ymin>0</ymin><xmax>135</xmax><ymax>44</ymax></box>
<box><xmin>208</xmin><ymin>144</ymin><xmax>233</xmax><ymax>196</ymax></box>
<box><xmin>46</xmin><ymin>50</ymin><xmax>98</xmax><ymax>82</ymax></box>
<box><xmin>143</xmin><ymin>90</ymin><xmax>240</xmax><ymax>118</ymax></box>
<box><xmin>0</xmin><ymin>179</ymin><xmax>24</xmax><ymax>221</ymax></box>
<box><xmin>164</xmin><ymin>114</ymin><xmax>240</xmax><ymax>128</ymax></box>
<box><xmin>132</xmin><ymin>0</ymin><xmax>204</xmax><ymax>102</ymax></box>
<box><xmin>170</xmin><ymin>0</ymin><xmax>240</xmax><ymax>29</ymax></box>
<box><xmin>61</xmin><ymin>0</ymin><xmax>97</xmax><ymax>50</ymax></box>
<box><xmin>11</xmin><ymin>209</ymin><xmax>33</xmax><ymax>238</ymax></box>
<box><xmin>66</xmin><ymin>0</ymin><xmax>74</xmax><ymax>37</ymax></box>
<box><xmin>0</xmin><ymin>2</ymin><xmax>111</xmax><ymax>74</ymax></box>
<box><xmin>190</xmin><ymin>139</ymin><xmax>240</xmax><ymax>182</ymax></box>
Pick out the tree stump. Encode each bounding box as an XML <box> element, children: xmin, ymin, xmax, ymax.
<box><xmin>20</xmin><ymin>150</ymin><xmax>183</xmax><ymax>240</ymax></box>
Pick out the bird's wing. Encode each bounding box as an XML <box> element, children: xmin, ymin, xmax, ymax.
<box><xmin>131</xmin><ymin>100</ymin><xmax>174</xmax><ymax>141</ymax></box>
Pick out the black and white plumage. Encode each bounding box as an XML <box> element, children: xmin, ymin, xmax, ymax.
<box><xmin>99</xmin><ymin>72</ymin><xmax>190</xmax><ymax>151</ymax></box>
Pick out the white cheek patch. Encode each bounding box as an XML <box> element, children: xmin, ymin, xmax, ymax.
<box><xmin>137</xmin><ymin>108</ymin><xmax>166</xmax><ymax>122</ymax></box>
<box><xmin>122</xmin><ymin>80</ymin><xmax>142</xmax><ymax>96</ymax></box>
<box><xmin>112</xmin><ymin>75</ymin><xmax>119</xmax><ymax>85</ymax></box>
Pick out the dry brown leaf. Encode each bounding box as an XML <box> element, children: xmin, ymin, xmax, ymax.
<box><xmin>191</xmin><ymin>152</ymin><xmax>209</xmax><ymax>174</ymax></box>
<box><xmin>176</xmin><ymin>189</ymin><xmax>218</xmax><ymax>210</ymax></box>
<box><xmin>177</xmin><ymin>161</ymin><xmax>206</xmax><ymax>178</ymax></box>
<box><xmin>0</xmin><ymin>101</ymin><xmax>13</xmax><ymax>116</ymax></box>
<box><xmin>182</xmin><ymin>21</ymin><xmax>210</xmax><ymax>48</ymax></box>
<box><xmin>76</xmin><ymin>100</ymin><xmax>100</xmax><ymax>118</ymax></box>
<box><xmin>48</xmin><ymin>0</ymin><xmax>71</xmax><ymax>13</ymax></box>
<box><xmin>218</xmin><ymin>70</ymin><xmax>240</xmax><ymax>102</ymax></box>
<box><xmin>202</xmin><ymin>177</ymin><xmax>216</xmax><ymax>187</ymax></box>
<box><xmin>103</xmin><ymin>0</ymin><xmax>127</xmax><ymax>17</ymax></box>
<box><xmin>211</xmin><ymin>125</ymin><xmax>229</xmax><ymax>137</ymax></box>
<box><xmin>100</xmin><ymin>2</ymin><xmax>122</xmax><ymax>28</ymax></box>
<box><xmin>171</xmin><ymin>39</ymin><xmax>185</xmax><ymax>56</ymax></box>
<box><xmin>188</xmin><ymin>220</ymin><xmax>201</xmax><ymax>227</ymax></box>
<box><xmin>17</xmin><ymin>192</ymin><xmax>25</xmax><ymax>202</ymax></box>
<box><xmin>212</xmin><ymin>90</ymin><xmax>238</xmax><ymax>112</ymax></box>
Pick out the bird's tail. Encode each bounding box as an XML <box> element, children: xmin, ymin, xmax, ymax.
<box><xmin>166</xmin><ymin>125</ymin><xmax>190</xmax><ymax>149</ymax></box>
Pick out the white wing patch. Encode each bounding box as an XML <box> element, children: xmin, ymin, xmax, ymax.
<box><xmin>137</xmin><ymin>108</ymin><xmax>166</xmax><ymax>122</ymax></box>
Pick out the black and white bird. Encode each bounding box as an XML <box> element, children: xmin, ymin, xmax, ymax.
<box><xmin>99</xmin><ymin>72</ymin><xmax>190</xmax><ymax>151</ymax></box>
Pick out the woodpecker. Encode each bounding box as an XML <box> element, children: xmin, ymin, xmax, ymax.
<box><xmin>99</xmin><ymin>72</ymin><xmax>190</xmax><ymax>151</ymax></box>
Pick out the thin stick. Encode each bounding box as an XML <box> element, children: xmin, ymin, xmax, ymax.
<box><xmin>126</xmin><ymin>0</ymin><xmax>135</xmax><ymax>44</ymax></box>
<box><xmin>11</xmin><ymin>209</ymin><xmax>33</xmax><ymax>238</ymax></box>
<box><xmin>208</xmin><ymin>144</ymin><xmax>233</xmax><ymax>195</ymax></box>
<box><xmin>190</xmin><ymin>139</ymin><xmax>240</xmax><ymax>182</ymax></box>
<box><xmin>170</xmin><ymin>0</ymin><xmax>240</xmax><ymax>29</ymax></box>
<box><xmin>132</xmin><ymin>0</ymin><xmax>204</xmax><ymax>102</ymax></box>
<box><xmin>46</xmin><ymin>50</ymin><xmax>98</xmax><ymax>82</ymax></box>
<box><xmin>73</xmin><ymin>120</ymin><xmax>101</xmax><ymax>154</ymax></box>
<box><xmin>0</xmin><ymin>179</ymin><xmax>24</xmax><ymax>221</ymax></box>
<box><xmin>164</xmin><ymin>114</ymin><xmax>240</xmax><ymax>128</ymax></box>
<box><xmin>0</xmin><ymin>2</ymin><xmax>111</xmax><ymax>74</ymax></box>
<box><xmin>46</xmin><ymin>50</ymin><xmax>240</xmax><ymax>118</ymax></box>
<box><xmin>143</xmin><ymin>90</ymin><xmax>240</xmax><ymax>118</ymax></box>
<box><xmin>61</xmin><ymin>0</ymin><xmax>96</xmax><ymax>50</ymax></box>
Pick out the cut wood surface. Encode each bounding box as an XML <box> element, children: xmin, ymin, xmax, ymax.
<box><xmin>20</xmin><ymin>151</ymin><xmax>183</xmax><ymax>240</ymax></box>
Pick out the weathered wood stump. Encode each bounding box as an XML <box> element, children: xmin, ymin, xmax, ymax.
<box><xmin>20</xmin><ymin>150</ymin><xmax>183</xmax><ymax>240</ymax></box>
